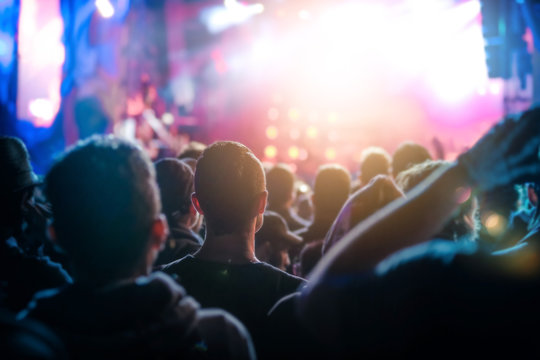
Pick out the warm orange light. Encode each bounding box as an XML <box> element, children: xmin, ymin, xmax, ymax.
<box><xmin>325</xmin><ymin>147</ymin><xmax>337</xmax><ymax>160</ymax></box>
<box><xmin>264</xmin><ymin>145</ymin><xmax>278</xmax><ymax>158</ymax></box>
<box><xmin>484</xmin><ymin>212</ymin><xmax>506</xmax><ymax>237</ymax></box>
<box><xmin>306</xmin><ymin>126</ymin><xmax>318</xmax><ymax>139</ymax></box>
<box><xmin>288</xmin><ymin>146</ymin><xmax>300</xmax><ymax>159</ymax></box>
<box><xmin>288</xmin><ymin>107</ymin><xmax>300</xmax><ymax>121</ymax></box>
<box><xmin>266</xmin><ymin>125</ymin><xmax>278</xmax><ymax>139</ymax></box>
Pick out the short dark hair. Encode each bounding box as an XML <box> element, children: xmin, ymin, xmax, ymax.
<box><xmin>266</xmin><ymin>164</ymin><xmax>295</xmax><ymax>207</ymax></box>
<box><xmin>45</xmin><ymin>136</ymin><xmax>160</xmax><ymax>281</ymax></box>
<box><xmin>360</xmin><ymin>147</ymin><xmax>391</xmax><ymax>185</ymax></box>
<box><xmin>313</xmin><ymin>164</ymin><xmax>351</xmax><ymax>216</ymax></box>
<box><xmin>392</xmin><ymin>141</ymin><xmax>432</xmax><ymax>178</ymax></box>
<box><xmin>155</xmin><ymin>158</ymin><xmax>194</xmax><ymax>225</ymax></box>
<box><xmin>194</xmin><ymin>141</ymin><xmax>265</xmax><ymax>235</ymax></box>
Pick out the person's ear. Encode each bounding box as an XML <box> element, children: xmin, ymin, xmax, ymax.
<box><xmin>191</xmin><ymin>193</ymin><xmax>204</xmax><ymax>215</ymax></box>
<box><xmin>150</xmin><ymin>214</ymin><xmax>168</xmax><ymax>251</ymax></box>
<box><xmin>258</xmin><ymin>190</ymin><xmax>268</xmax><ymax>214</ymax></box>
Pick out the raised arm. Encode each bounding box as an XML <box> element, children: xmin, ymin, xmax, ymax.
<box><xmin>299</xmin><ymin>107</ymin><xmax>540</xmax><ymax>339</ymax></box>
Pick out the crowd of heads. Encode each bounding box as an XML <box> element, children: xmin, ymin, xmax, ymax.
<box><xmin>3</xmin><ymin>106</ymin><xmax>540</xmax><ymax>358</ymax></box>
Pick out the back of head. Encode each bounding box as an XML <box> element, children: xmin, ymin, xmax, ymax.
<box><xmin>313</xmin><ymin>164</ymin><xmax>351</xmax><ymax>218</ymax></box>
<box><xmin>45</xmin><ymin>136</ymin><xmax>160</xmax><ymax>282</ymax></box>
<box><xmin>360</xmin><ymin>147</ymin><xmax>391</xmax><ymax>185</ymax></box>
<box><xmin>396</xmin><ymin>160</ymin><xmax>448</xmax><ymax>192</ymax></box>
<box><xmin>266</xmin><ymin>164</ymin><xmax>295</xmax><ymax>208</ymax></box>
<box><xmin>178</xmin><ymin>141</ymin><xmax>206</xmax><ymax>160</ymax></box>
<box><xmin>155</xmin><ymin>158</ymin><xmax>194</xmax><ymax>226</ymax></box>
<box><xmin>392</xmin><ymin>141</ymin><xmax>432</xmax><ymax>178</ymax></box>
<box><xmin>194</xmin><ymin>141</ymin><xmax>265</xmax><ymax>235</ymax></box>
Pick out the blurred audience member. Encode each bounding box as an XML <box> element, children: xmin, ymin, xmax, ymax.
<box><xmin>266</xmin><ymin>164</ymin><xmax>309</xmax><ymax>231</ymax></box>
<box><xmin>154</xmin><ymin>158</ymin><xmax>202</xmax><ymax>266</ymax></box>
<box><xmin>255</xmin><ymin>211</ymin><xmax>302</xmax><ymax>271</ymax></box>
<box><xmin>178</xmin><ymin>141</ymin><xmax>206</xmax><ymax>161</ymax></box>
<box><xmin>0</xmin><ymin>136</ymin><xmax>71</xmax><ymax>312</ymax></box>
<box><xmin>296</xmin><ymin>164</ymin><xmax>351</xmax><ymax>245</ymax></box>
<box><xmin>323</xmin><ymin>175</ymin><xmax>404</xmax><ymax>256</ymax></box>
<box><xmin>392</xmin><ymin>141</ymin><xmax>432</xmax><ymax>178</ymax></box>
<box><xmin>352</xmin><ymin>146</ymin><xmax>391</xmax><ymax>192</ymax></box>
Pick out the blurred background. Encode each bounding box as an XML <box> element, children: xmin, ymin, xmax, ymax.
<box><xmin>1</xmin><ymin>0</ymin><xmax>539</xmax><ymax>176</ymax></box>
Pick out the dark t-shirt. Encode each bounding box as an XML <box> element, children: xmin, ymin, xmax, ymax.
<box><xmin>163</xmin><ymin>255</ymin><xmax>306</xmax><ymax>353</ymax></box>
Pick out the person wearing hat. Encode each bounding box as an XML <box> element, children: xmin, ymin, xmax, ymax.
<box><xmin>0</xmin><ymin>136</ymin><xmax>71</xmax><ymax>312</ymax></box>
<box><xmin>255</xmin><ymin>211</ymin><xmax>302</xmax><ymax>271</ymax></box>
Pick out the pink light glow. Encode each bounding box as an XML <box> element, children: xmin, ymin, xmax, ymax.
<box><xmin>17</xmin><ymin>0</ymin><xmax>64</xmax><ymax>128</ymax></box>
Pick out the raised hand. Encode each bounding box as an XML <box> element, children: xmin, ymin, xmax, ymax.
<box><xmin>458</xmin><ymin>107</ymin><xmax>540</xmax><ymax>191</ymax></box>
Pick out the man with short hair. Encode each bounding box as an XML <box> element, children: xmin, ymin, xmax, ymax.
<box><xmin>163</xmin><ymin>141</ymin><xmax>306</xmax><ymax>354</ymax></box>
<box><xmin>20</xmin><ymin>136</ymin><xmax>255</xmax><ymax>359</ymax></box>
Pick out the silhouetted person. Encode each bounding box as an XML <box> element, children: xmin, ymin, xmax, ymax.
<box><xmin>0</xmin><ymin>136</ymin><xmax>71</xmax><ymax>312</ymax></box>
<box><xmin>266</xmin><ymin>164</ymin><xmax>308</xmax><ymax>231</ymax></box>
<box><xmin>323</xmin><ymin>175</ymin><xmax>404</xmax><ymax>256</ymax></box>
<box><xmin>163</xmin><ymin>141</ymin><xmax>306</xmax><ymax>356</ymax></box>
<box><xmin>255</xmin><ymin>211</ymin><xmax>302</xmax><ymax>271</ymax></box>
<box><xmin>352</xmin><ymin>146</ymin><xmax>391</xmax><ymax>192</ymax></box>
<box><xmin>154</xmin><ymin>158</ymin><xmax>202</xmax><ymax>266</ymax></box>
<box><xmin>296</xmin><ymin>164</ymin><xmax>351</xmax><ymax>245</ymax></box>
<box><xmin>20</xmin><ymin>136</ymin><xmax>255</xmax><ymax>359</ymax></box>
<box><xmin>392</xmin><ymin>141</ymin><xmax>432</xmax><ymax>178</ymax></box>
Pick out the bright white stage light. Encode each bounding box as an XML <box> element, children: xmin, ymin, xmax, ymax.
<box><xmin>203</xmin><ymin>2</ymin><xmax>264</xmax><ymax>34</ymax></box>
<box><xmin>29</xmin><ymin>98</ymin><xmax>54</xmax><ymax>123</ymax></box>
<box><xmin>95</xmin><ymin>0</ymin><xmax>115</xmax><ymax>18</ymax></box>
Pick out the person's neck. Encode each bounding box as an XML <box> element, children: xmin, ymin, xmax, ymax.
<box><xmin>195</xmin><ymin>227</ymin><xmax>258</xmax><ymax>265</ymax></box>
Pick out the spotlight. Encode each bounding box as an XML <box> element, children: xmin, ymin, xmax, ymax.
<box><xmin>264</xmin><ymin>145</ymin><xmax>277</xmax><ymax>159</ymax></box>
<box><xmin>325</xmin><ymin>147</ymin><xmax>337</xmax><ymax>160</ymax></box>
<box><xmin>288</xmin><ymin>146</ymin><xmax>300</xmax><ymax>159</ymax></box>
<box><xmin>288</xmin><ymin>107</ymin><xmax>300</xmax><ymax>121</ymax></box>
<box><xmin>95</xmin><ymin>0</ymin><xmax>115</xmax><ymax>18</ymax></box>
<box><xmin>266</xmin><ymin>126</ymin><xmax>278</xmax><ymax>140</ymax></box>
<box><xmin>306</xmin><ymin>126</ymin><xmax>318</xmax><ymax>139</ymax></box>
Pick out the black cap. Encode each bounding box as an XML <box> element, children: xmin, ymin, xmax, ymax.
<box><xmin>0</xmin><ymin>136</ymin><xmax>40</xmax><ymax>193</ymax></box>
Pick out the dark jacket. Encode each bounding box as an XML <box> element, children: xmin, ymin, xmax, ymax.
<box><xmin>20</xmin><ymin>272</ymin><xmax>255</xmax><ymax>360</ymax></box>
